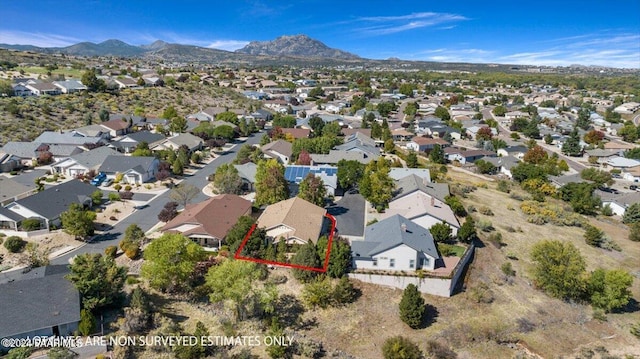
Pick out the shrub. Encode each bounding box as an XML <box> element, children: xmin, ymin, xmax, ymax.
<box><xmin>114</xmin><ymin>184</ymin><xmax>122</xmax><ymax>192</ymax></box>
<box><xmin>476</xmin><ymin>219</ymin><xmax>494</xmax><ymax>232</ymax></box>
<box><xmin>501</xmin><ymin>262</ymin><xmax>515</xmax><ymax>276</ymax></box>
<box><xmin>119</xmin><ymin>191</ymin><xmax>134</xmax><ymax>200</ymax></box>
<box><xmin>301</xmin><ymin>277</ymin><xmax>334</xmax><ymax>309</ymax></box>
<box><xmin>21</xmin><ymin>218</ymin><xmax>42</xmax><ymax>231</ymax></box>
<box><xmin>382</xmin><ymin>336</ymin><xmax>423</xmax><ymax>359</ymax></box>
<box><xmin>108</xmin><ymin>192</ymin><xmax>121</xmax><ymax>202</ymax></box>
<box><xmin>104</xmin><ymin>246</ymin><xmax>118</xmax><ymax>258</ymax></box>
<box><xmin>425</xmin><ymin>340</ymin><xmax>457</xmax><ymax>359</ymax></box>
<box><xmin>78</xmin><ymin>309</ymin><xmax>95</xmax><ymax>336</ymax></box>
<box><xmin>469</xmin><ymin>282</ymin><xmax>494</xmax><ymax>303</ymax></box>
<box><xmin>497</xmin><ymin>180</ymin><xmax>511</xmax><ymax>193</ymax></box>
<box><xmin>631</xmin><ymin>322</ymin><xmax>640</xmax><ymax>338</ymax></box>
<box><xmin>487</xmin><ymin>232</ymin><xmax>503</xmax><ymax>247</ymax></box>
<box><xmin>4</xmin><ymin>236</ymin><xmax>26</xmax><ymax>253</ymax></box>
<box><xmin>584</xmin><ymin>225</ymin><xmax>604</xmax><ymax>247</ymax></box>
<box><xmin>124</xmin><ymin>243</ymin><xmax>140</xmax><ymax>259</ymax></box>
<box><xmin>124</xmin><ymin>185</ymin><xmax>132</xmax><ymax>191</ymax></box>
<box><xmin>479</xmin><ymin>206</ymin><xmax>494</xmax><ymax>216</ymax></box>
<box><xmin>630</xmin><ymin>222</ymin><xmax>640</xmax><ymax>242</ymax></box>
<box><xmin>467</xmin><ymin>205</ymin><xmax>476</xmax><ymax>213</ymax></box>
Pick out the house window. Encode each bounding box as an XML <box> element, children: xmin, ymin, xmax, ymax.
<box><xmin>409</xmin><ymin>260</ymin><xmax>415</xmax><ymax>269</ymax></box>
<box><xmin>389</xmin><ymin>258</ymin><xmax>395</xmax><ymax>268</ymax></box>
<box><xmin>421</xmin><ymin>258</ymin><xmax>430</xmax><ymax>267</ymax></box>
<box><xmin>372</xmin><ymin>259</ymin><xmax>378</xmax><ymax>267</ymax></box>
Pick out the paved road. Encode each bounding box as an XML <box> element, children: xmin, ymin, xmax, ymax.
<box><xmin>51</xmin><ymin>133</ymin><xmax>264</xmax><ymax>265</ymax></box>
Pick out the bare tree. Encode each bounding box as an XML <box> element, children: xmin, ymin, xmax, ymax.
<box><xmin>169</xmin><ymin>183</ymin><xmax>200</xmax><ymax>207</ymax></box>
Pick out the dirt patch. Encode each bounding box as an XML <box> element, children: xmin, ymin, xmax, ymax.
<box><xmin>0</xmin><ymin>231</ymin><xmax>79</xmax><ymax>270</ymax></box>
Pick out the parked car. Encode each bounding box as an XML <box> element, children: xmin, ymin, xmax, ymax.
<box><xmin>90</xmin><ymin>172</ymin><xmax>107</xmax><ymax>186</ymax></box>
<box><xmin>102</xmin><ymin>178</ymin><xmax>114</xmax><ymax>187</ymax></box>
<box><xmin>631</xmin><ymin>185</ymin><xmax>638</xmax><ymax>191</ymax></box>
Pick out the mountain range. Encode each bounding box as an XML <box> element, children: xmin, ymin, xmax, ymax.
<box><xmin>0</xmin><ymin>35</ymin><xmax>359</xmax><ymax>61</ymax></box>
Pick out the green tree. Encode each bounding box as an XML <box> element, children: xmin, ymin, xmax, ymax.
<box><xmin>475</xmin><ymin>159</ymin><xmax>496</xmax><ymax>174</ymax></box>
<box><xmin>213</xmin><ymin>163</ymin><xmax>243</xmax><ymax>194</ymax></box>
<box><xmin>301</xmin><ymin>276</ymin><xmax>334</xmax><ymax>308</ymax></box>
<box><xmin>291</xmin><ymin>241</ymin><xmax>321</xmax><ymax>283</ymax></box>
<box><xmin>544</xmin><ymin>133</ymin><xmax>554</xmax><ymax>144</ymax></box>
<box><xmin>624</xmin><ymin>147</ymin><xmax>640</xmax><ymax>160</ymax></box>
<box><xmin>309</xmin><ymin>116</ymin><xmax>325</xmax><ymax>135</ymax></box>
<box><xmin>429</xmin><ymin>222</ymin><xmax>452</xmax><ymax>243</ymax></box>
<box><xmin>91</xmin><ymin>190</ymin><xmax>103</xmax><ymax>205</ymax></box>
<box><xmin>583</xmin><ymin>224</ymin><xmax>605</xmax><ymax>247</ymax></box>
<box><xmin>492</xmin><ymin>105</ymin><xmax>507</xmax><ymax>116</ymax></box>
<box><xmin>141</xmin><ymin>233</ymin><xmax>206</xmax><ymax>292</ymax></box>
<box><xmin>562</xmin><ymin>128</ymin><xmax>582</xmax><ymax>156</ymax></box>
<box><xmin>399</xmin><ymin>83</ymin><xmax>415</xmax><ymax>97</ymax></box>
<box><xmin>382</xmin><ymin>336</ymin><xmax>423</xmax><ymax>359</ymax></box>
<box><xmin>580</xmin><ymin>168</ymin><xmax>613</xmax><ymax>187</ymax></box>
<box><xmin>359</xmin><ymin>159</ymin><xmax>395</xmax><ymax>212</ymax></box>
<box><xmin>212</xmin><ymin>125</ymin><xmax>236</xmax><ymax>140</ymax></box>
<box><xmin>559</xmin><ymin>182</ymin><xmax>600</xmax><ymax>215</ymax></box>
<box><xmin>78</xmin><ymin>309</ymin><xmax>96</xmax><ymax>335</ymax></box>
<box><xmin>457</xmin><ymin>216</ymin><xmax>477</xmax><ymax>243</ymax></box>
<box><xmin>530</xmin><ymin>240</ymin><xmax>587</xmax><ymax>301</ymax></box>
<box><xmin>255</xmin><ymin>159</ymin><xmax>289</xmax><ymax>206</ymax></box>
<box><xmin>124</xmin><ymin>223</ymin><xmax>146</xmax><ymax>244</ymax></box>
<box><xmin>618</xmin><ymin>123</ymin><xmax>639</xmax><ymax>142</ymax></box>
<box><xmin>81</xmin><ymin>68</ymin><xmax>106</xmax><ymax>92</ymax></box>
<box><xmin>406</xmin><ymin>150</ymin><xmax>418</xmax><ymax>168</ymax></box>
<box><xmin>169</xmin><ymin>117</ymin><xmax>188</xmax><ymax>134</ymax></box>
<box><xmin>266</xmin><ymin>319</ymin><xmax>289</xmax><ymax>358</ymax></box>
<box><xmin>272</xmin><ymin>114</ymin><xmax>297</xmax><ymax>128</ymax></box>
<box><xmin>205</xmin><ymin>259</ymin><xmax>268</xmax><ymax>321</ymax></box>
<box><xmin>588</xmin><ymin>269</ymin><xmax>634</xmax><ymax>312</ymax></box>
<box><xmin>169</xmin><ymin>182</ymin><xmax>200</xmax><ymax>207</ymax></box>
<box><xmin>434</xmin><ymin>106</ymin><xmax>450</xmax><ymax>121</ymax></box>
<box><xmin>628</xmin><ymin>222</ymin><xmax>640</xmax><ymax>242</ymax></box>
<box><xmin>384</xmin><ymin>139</ymin><xmax>395</xmax><ymax>153</ymax></box>
<box><xmin>445</xmin><ymin>195</ymin><xmax>467</xmax><ymax>217</ymax></box>
<box><xmin>297</xmin><ymin>173</ymin><xmax>327</xmax><ymax>207</ymax></box>
<box><xmin>322</xmin><ymin>121</ymin><xmax>342</xmax><ymax>138</ymax></box>
<box><xmin>399</xmin><ymin>284</ymin><xmax>426</xmax><ymax>329</ymax></box>
<box><xmin>623</xmin><ymin>203</ymin><xmax>640</xmax><ymax>224</ymax></box>
<box><xmin>316</xmin><ymin>236</ymin><xmax>352</xmax><ymax>278</ymax></box>
<box><xmin>337</xmin><ymin>159</ymin><xmax>365</xmax><ymax>189</ymax></box>
<box><xmin>60</xmin><ymin>203</ymin><xmax>96</xmax><ymax>240</ymax></box>
<box><xmin>224</xmin><ymin>216</ymin><xmax>256</xmax><ymax>253</ymax></box>
<box><xmin>429</xmin><ymin>144</ymin><xmax>446</xmax><ymax>164</ymax></box>
<box><xmin>66</xmin><ymin>253</ymin><xmax>126</xmax><ymax>311</ymax></box>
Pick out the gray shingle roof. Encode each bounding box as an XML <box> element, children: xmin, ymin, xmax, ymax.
<box><xmin>1</xmin><ymin>142</ymin><xmax>38</xmax><ymax>159</ymax></box>
<box><xmin>310</xmin><ymin>150</ymin><xmax>375</xmax><ymax>165</ymax></box>
<box><xmin>393</xmin><ymin>174</ymin><xmax>450</xmax><ymax>202</ymax></box>
<box><xmin>166</xmin><ymin>133</ymin><xmax>203</xmax><ymax>149</ymax></box>
<box><xmin>388</xmin><ymin>168</ymin><xmax>431</xmax><ymax>181</ymax></box>
<box><xmin>99</xmin><ymin>155</ymin><xmax>155</xmax><ymax>173</ymax></box>
<box><xmin>122</xmin><ymin>131</ymin><xmax>166</xmax><ymax>144</ymax></box>
<box><xmin>0</xmin><ymin>271</ymin><xmax>80</xmax><ymax>338</ymax></box>
<box><xmin>0</xmin><ymin>176</ymin><xmax>32</xmax><ymax>202</ymax></box>
<box><xmin>14</xmin><ymin>179</ymin><xmax>96</xmax><ymax>220</ymax></box>
<box><xmin>34</xmin><ymin>132</ymin><xmax>104</xmax><ymax>146</ymax></box>
<box><xmin>70</xmin><ymin>146</ymin><xmax>121</xmax><ymax>169</ymax></box>
<box><xmin>0</xmin><ymin>206</ymin><xmax>24</xmax><ymax>222</ymax></box>
<box><xmin>234</xmin><ymin>162</ymin><xmax>257</xmax><ymax>183</ymax></box>
<box><xmin>352</xmin><ymin>214</ymin><xmax>439</xmax><ymax>259</ymax></box>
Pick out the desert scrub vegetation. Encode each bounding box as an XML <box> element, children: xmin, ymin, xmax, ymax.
<box><xmin>0</xmin><ymin>81</ymin><xmax>255</xmax><ymax>145</ymax></box>
<box><xmin>519</xmin><ymin>200</ymin><xmax>586</xmax><ymax>226</ymax></box>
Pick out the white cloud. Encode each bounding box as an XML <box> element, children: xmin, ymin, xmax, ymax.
<box><xmin>0</xmin><ymin>30</ymin><xmax>80</xmax><ymax>47</ymax></box>
<box><xmin>355</xmin><ymin>12</ymin><xmax>467</xmax><ymax>36</ymax></box>
<box><xmin>207</xmin><ymin>40</ymin><xmax>250</xmax><ymax>51</ymax></box>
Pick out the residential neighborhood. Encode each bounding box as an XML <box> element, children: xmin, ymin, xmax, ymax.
<box><xmin>0</xmin><ymin>29</ymin><xmax>639</xmax><ymax>359</ymax></box>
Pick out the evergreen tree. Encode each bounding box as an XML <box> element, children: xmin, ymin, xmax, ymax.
<box><xmin>382</xmin><ymin>336</ymin><xmax>423</xmax><ymax>359</ymax></box>
<box><xmin>562</xmin><ymin>128</ymin><xmax>582</xmax><ymax>156</ymax></box>
<box><xmin>359</xmin><ymin>159</ymin><xmax>395</xmax><ymax>212</ymax></box>
<box><xmin>623</xmin><ymin>203</ymin><xmax>640</xmax><ymax>224</ymax></box>
<box><xmin>66</xmin><ymin>254</ymin><xmax>127</xmax><ymax>311</ymax></box>
<box><xmin>60</xmin><ymin>203</ymin><xmax>96</xmax><ymax>240</ymax></box>
<box><xmin>406</xmin><ymin>150</ymin><xmax>418</xmax><ymax>168</ymax></box>
<box><xmin>291</xmin><ymin>241</ymin><xmax>321</xmax><ymax>283</ymax></box>
<box><xmin>429</xmin><ymin>222</ymin><xmax>452</xmax><ymax>243</ymax></box>
<box><xmin>429</xmin><ymin>144</ymin><xmax>446</xmax><ymax>164</ymax></box>
<box><xmin>457</xmin><ymin>216</ymin><xmax>477</xmax><ymax>243</ymax></box>
<box><xmin>399</xmin><ymin>284</ymin><xmax>425</xmax><ymax>329</ymax></box>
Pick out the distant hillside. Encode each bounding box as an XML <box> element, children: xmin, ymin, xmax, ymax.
<box><xmin>236</xmin><ymin>34</ymin><xmax>359</xmax><ymax>60</ymax></box>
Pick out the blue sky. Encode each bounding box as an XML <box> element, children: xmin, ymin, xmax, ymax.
<box><xmin>1</xmin><ymin>0</ymin><xmax>639</xmax><ymax>68</ymax></box>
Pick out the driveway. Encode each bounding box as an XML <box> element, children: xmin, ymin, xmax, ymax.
<box><xmin>327</xmin><ymin>191</ymin><xmax>365</xmax><ymax>237</ymax></box>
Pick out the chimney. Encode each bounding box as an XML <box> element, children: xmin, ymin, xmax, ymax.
<box><xmin>401</xmin><ymin>223</ymin><xmax>407</xmax><ymax>232</ymax></box>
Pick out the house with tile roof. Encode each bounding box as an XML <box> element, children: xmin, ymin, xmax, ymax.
<box><xmin>261</xmin><ymin>139</ymin><xmax>293</xmax><ymax>164</ymax></box>
<box><xmin>351</xmin><ymin>214</ymin><xmax>440</xmax><ymax>272</ymax></box>
<box><xmin>406</xmin><ymin>136</ymin><xmax>450</xmax><ymax>152</ymax></box>
<box><xmin>161</xmin><ymin>194</ymin><xmax>252</xmax><ymax>248</ymax></box>
<box><xmin>257</xmin><ymin>197</ymin><xmax>328</xmax><ymax>245</ymax></box>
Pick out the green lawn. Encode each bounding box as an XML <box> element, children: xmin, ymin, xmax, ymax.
<box><xmin>437</xmin><ymin>242</ymin><xmax>466</xmax><ymax>257</ymax></box>
<box><xmin>17</xmin><ymin>66</ymin><xmax>84</xmax><ymax>78</ymax></box>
